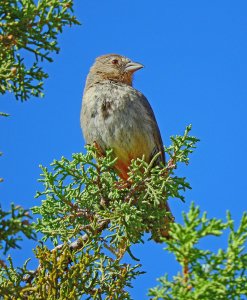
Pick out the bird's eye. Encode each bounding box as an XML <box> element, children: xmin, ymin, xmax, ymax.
<box><xmin>111</xmin><ymin>59</ymin><xmax>119</xmax><ymax>65</ymax></box>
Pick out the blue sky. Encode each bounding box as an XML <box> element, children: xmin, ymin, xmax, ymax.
<box><xmin>1</xmin><ymin>0</ymin><xmax>247</xmax><ymax>298</ymax></box>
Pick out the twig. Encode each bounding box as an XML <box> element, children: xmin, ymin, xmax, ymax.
<box><xmin>24</xmin><ymin>219</ymin><xmax>109</xmax><ymax>284</ymax></box>
<box><xmin>183</xmin><ymin>258</ymin><xmax>189</xmax><ymax>283</ymax></box>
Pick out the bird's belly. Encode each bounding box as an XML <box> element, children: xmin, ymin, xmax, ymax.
<box><xmin>97</xmin><ymin>114</ymin><xmax>155</xmax><ymax>166</ymax></box>
<box><xmin>112</xmin><ymin>130</ymin><xmax>152</xmax><ymax>163</ymax></box>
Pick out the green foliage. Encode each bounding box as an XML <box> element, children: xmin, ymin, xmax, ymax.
<box><xmin>0</xmin><ymin>0</ymin><xmax>80</xmax><ymax>101</ymax></box>
<box><xmin>0</xmin><ymin>112</ymin><xmax>10</xmax><ymax>117</ymax></box>
<box><xmin>164</xmin><ymin>124</ymin><xmax>198</xmax><ymax>202</ymax></box>
<box><xmin>149</xmin><ymin>204</ymin><xmax>247</xmax><ymax>300</ymax></box>
<box><xmin>165</xmin><ymin>124</ymin><xmax>198</xmax><ymax>167</ymax></box>
<box><xmin>1</xmin><ymin>243</ymin><xmax>142</xmax><ymax>299</ymax></box>
<box><xmin>0</xmin><ymin>203</ymin><xmax>36</xmax><ymax>256</ymax></box>
<box><xmin>32</xmin><ymin>125</ymin><xmax>198</xmax><ymax>245</ymax></box>
<box><xmin>0</xmin><ymin>126</ymin><xmax>198</xmax><ymax>299</ymax></box>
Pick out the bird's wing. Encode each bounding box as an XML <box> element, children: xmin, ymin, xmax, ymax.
<box><xmin>137</xmin><ymin>92</ymin><xmax>165</xmax><ymax>166</ymax></box>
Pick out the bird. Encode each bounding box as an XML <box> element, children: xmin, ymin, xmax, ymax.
<box><xmin>80</xmin><ymin>54</ymin><xmax>174</xmax><ymax>239</ymax></box>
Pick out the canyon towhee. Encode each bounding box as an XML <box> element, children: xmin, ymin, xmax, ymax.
<box><xmin>80</xmin><ymin>54</ymin><xmax>174</xmax><ymax>239</ymax></box>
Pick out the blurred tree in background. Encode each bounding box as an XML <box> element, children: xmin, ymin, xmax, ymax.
<box><xmin>0</xmin><ymin>0</ymin><xmax>79</xmax><ymax>279</ymax></box>
<box><xmin>149</xmin><ymin>205</ymin><xmax>247</xmax><ymax>300</ymax></box>
<box><xmin>0</xmin><ymin>0</ymin><xmax>79</xmax><ymax>101</ymax></box>
<box><xmin>1</xmin><ymin>1</ymin><xmax>247</xmax><ymax>299</ymax></box>
<box><xmin>0</xmin><ymin>0</ymin><xmax>79</xmax><ymax>260</ymax></box>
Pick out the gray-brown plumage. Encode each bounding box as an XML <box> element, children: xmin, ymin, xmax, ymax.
<box><xmin>80</xmin><ymin>54</ymin><xmax>174</xmax><ymax>239</ymax></box>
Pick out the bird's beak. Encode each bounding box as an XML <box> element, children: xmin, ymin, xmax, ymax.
<box><xmin>124</xmin><ymin>61</ymin><xmax>144</xmax><ymax>73</ymax></box>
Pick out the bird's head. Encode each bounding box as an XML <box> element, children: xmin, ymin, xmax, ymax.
<box><xmin>85</xmin><ymin>54</ymin><xmax>144</xmax><ymax>89</ymax></box>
